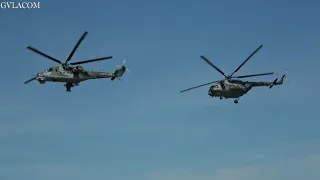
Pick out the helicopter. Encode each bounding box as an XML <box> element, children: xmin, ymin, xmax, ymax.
<box><xmin>24</xmin><ymin>31</ymin><xmax>129</xmax><ymax>92</ymax></box>
<box><xmin>180</xmin><ymin>45</ymin><xmax>287</xmax><ymax>104</ymax></box>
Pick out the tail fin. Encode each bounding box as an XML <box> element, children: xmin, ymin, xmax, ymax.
<box><xmin>269</xmin><ymin>73</ymin><xmax>287</xmax><ymax>88</ymax></box>
<box><xmin>111</xmin><ymin>57</ymin><xmax>129</xmax><ymax>81</ymax></box>
<box><xmin>278</xmin><ymin>74</ymin><xmax>287</xmax><ymax>84</ymax></box>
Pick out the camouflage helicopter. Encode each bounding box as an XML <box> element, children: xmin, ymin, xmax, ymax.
<box><xmin>180</xmin><ymin>45</ymin><xmax>287</xmax><ymax>104</ymax></box>
<box><xmin>24</xmin><ymin>31</ymin><xmax>129</xmax><ymax>92</ymax></box>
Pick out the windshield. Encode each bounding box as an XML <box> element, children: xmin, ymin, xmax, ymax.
<box><xmin>45</xmin><ymin>68</ymin><xmax>53</xmax><ymax>72</ymax></box>
<box><xmin>230</xmin><ymin>80</ymin><xmax>241</xmax><ymax>83</ymax></box>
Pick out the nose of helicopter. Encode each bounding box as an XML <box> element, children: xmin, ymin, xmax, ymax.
<box><xmin>37</xmin><ymin>72</ymin><xmax>47</xmax><ymax>77</ymax></box>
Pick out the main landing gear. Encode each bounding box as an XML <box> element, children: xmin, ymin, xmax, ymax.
<box><xmin>64</xmin><ymin>83</ymin><xmax>78</xmax><ymax>92</ymax></box>
<box><xmin>216</xmin><ymin>96</ymin><xmax>239</xmax><ymax>104</ymax></box>
<box><xmin>234</xmin><ymin>97</ymin><xmax>241</xmax><ymax>104</ymax></box>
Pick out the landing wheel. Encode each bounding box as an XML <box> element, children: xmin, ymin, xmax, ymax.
<box><xmin>220</xmin><ymin>97</ymin><xmax>223</xmax><ymax>100</ymax></box>
<box><xmin>64</xmin><ymin>83</ymin><xmax>73</xmax><ymax>92</ymax></box>
<box><xmin>234</xmin><ymin>100</ymin><xmax>238</xmax><ymax>104</ymax></box>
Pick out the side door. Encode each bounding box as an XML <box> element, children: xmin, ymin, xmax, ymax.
<box><xmin>220</xmin><ymin>81</ymin><xmax>226</xmax><ymax>90</ymax></box>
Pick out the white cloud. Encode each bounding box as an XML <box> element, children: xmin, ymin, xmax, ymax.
<box><xmin>146</xmin><ymin>153</ymin><xmax>320</xmax><ymax>180</ymax></box>
<box><xmin>146</xmin><ymin>165</ymin><xmax>274</xmax><ymax>180</ymax></box>
<box><xmin>1</xmin><ymin>153</ymin><xmax>319</xmax><ymax>180</ymax></box>
<box><xmin>0</xmin><ymin>163</ymin><xmax>111</xmax><ymax>180</ymax></box>
<box><xmin>212</xmin><ymin>165</ymin><xmax>275</xmax><ymax>180</ymax></box>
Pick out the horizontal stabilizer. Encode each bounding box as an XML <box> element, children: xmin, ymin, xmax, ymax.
<box><xmin>269</xmin><ymin>78</ymin><xmax>278</xmax><ymax>88</ymax></box>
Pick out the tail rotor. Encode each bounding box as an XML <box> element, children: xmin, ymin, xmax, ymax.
<box><xmin>116</xmin><ymin>57</ymin><xmax>130</xmax><ymax>73</ymax></box>
<box><xmin>284</xmin><ymin>70</ymin><xmax>289</xmax><ymax>83</ymax></box>
<box><xmin>278</xmin><ymin>69</ymin><xmax>289</xmax><ymax>83</ymax></box>
<box><xmin>274</xmin><ymin>70</ymin><xmax>289</xmax><ymax>88</ymax></box>
<box><xmin>111</xmin><ymin>57</ymin><xmax>129</xmax><ymax>81</ymax></box>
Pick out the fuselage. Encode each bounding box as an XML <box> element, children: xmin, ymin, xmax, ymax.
<box><xmin>35</xmin><ymin>65</ymin><xmax>113</xmax><ymax>84</ymax></box>
<box><xmin>208</xmin><ymin>80</ymin><xmax>252</xmax><ymax>98</ymax></box>
<box><xmin>208</xmin><ymin>78</ymin><xmax>282</xmax><ymax>98</ymax></box>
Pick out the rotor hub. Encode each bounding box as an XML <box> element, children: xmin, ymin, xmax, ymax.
<box><xmin>26</xmin><ymin>31</ymin><xmax>113</xmax><ymax>72</ymax></box>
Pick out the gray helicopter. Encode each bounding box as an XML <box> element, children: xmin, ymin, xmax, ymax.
<box><xmin>180</xmin><ymin>45</ymin><xmax>287</xmax><ymax>104</ymax></box>
<box><xmin>24</xmin><ymin>31</ymin><xmax>129</xmax><ymax>92</ymax></box>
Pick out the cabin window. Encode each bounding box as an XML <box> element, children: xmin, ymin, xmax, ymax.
<box><xmin>220</xmin><ymin>82</ymin><xmax>225</xmax><ymax>90</ymax></box>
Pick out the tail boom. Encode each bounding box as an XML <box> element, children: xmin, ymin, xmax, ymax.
<box><xmin>250</xmin><ymin>74</ymin><xmax>287</xmax><ymax>88</ymax></box>
<box><xmin>89</xmin><ymin>72</ymin><xmax>114</xmax><ymax>79</ymax></box>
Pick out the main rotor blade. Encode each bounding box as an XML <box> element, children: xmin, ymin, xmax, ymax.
<box><xmin>233</xmin><ymin>72</ymin><xmax>274</xmax><ymax>79</ymax></box>
<box><xmin>65</xmin><ymin>31</ymin><xmax>88</xmax><ymax>63</ymax></box>
<box><xmin>180</xmin><ymin>81</ymin><xmax>219</xmax><ymax>93</ymax></box>
<box><xmin>70</xmin><ymin>56</ymin><xmax>113</xmax><ymax>65</ymax></box>
<box><xmin>27</xmin><ymin>46</ymin><xmax>62</xmax><ymax>64</ymax></box>
<box><xmin>230</xmin><ymin>45</ymin><xmax>263</xmax><ymax>77</ymax></box>
<box><xmin>200</xmin><ymin>56</ymin><xmax>227</xmax><ymax>78</ymax></box>
<box><xmin>24</xmin><ymin>77</ymin><xmax>36</xmax><ymax>84</ymax></box>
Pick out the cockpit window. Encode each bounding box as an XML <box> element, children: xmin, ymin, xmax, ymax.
<box><xmin>230</xmin><ymin>80</ymin><xmax>240</xmax><ymax>83</ymax></box>
<box><xmin>46</xmin><ymin>68</ymin><xmax>53</xmax><ymax>72</ymax></box>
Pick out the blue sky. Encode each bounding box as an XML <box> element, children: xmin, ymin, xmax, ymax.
<box><xmin>1</xmin><ymin>0</ymin><xmax>320</xmax><ymax>179</ymax></box>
